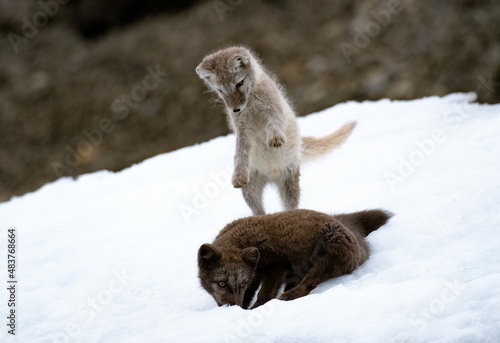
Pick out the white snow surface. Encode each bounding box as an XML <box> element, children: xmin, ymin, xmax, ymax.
<box><xmin>1</xmin><ymin>93</ymin><xmax>500</xmax><ymax>343</ymax></box>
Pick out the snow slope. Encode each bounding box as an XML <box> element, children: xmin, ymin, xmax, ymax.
<box><xmin>1</xmin><ymin>93</ymin><xmax>500</xmax><ymax>343</ymax></box>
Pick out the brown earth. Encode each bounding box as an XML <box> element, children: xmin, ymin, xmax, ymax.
<box><xmin>0</xmin><ymin>0</ymin><xmax>499</xmax><ymax>202</ymax></box>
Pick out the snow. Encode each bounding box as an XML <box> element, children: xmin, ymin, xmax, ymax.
<box><xmin>1</xmin><ymin>93</ymin><xmax>500</xmax><ymax>343</ymax></box>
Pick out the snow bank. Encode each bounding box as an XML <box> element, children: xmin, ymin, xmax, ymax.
<box><xmin>1</xmin><ymin>93</ymin><xmax>499</xmax><ymax>343</ymax></box>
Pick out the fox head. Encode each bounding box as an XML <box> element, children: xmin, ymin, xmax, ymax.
<box><xmin>198</xmin><ymin>243</ymin><xmax>259</xmax><ymax>308</ymax></box>
<box><xmin>196</xmin><ymin>47</ymin><xmax>256</xmax><ymax>113</ymax></box>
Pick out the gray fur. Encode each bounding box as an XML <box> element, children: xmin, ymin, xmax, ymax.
<box><xmin>196</xmin><ymin>46</ymin><xmax>356</xmax><ymax>215</ymax></box>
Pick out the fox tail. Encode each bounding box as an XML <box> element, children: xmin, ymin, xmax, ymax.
<box><xmin>335</xmin><ymin>209</ymin><xmax>393</xmax><ymax>237</ymax></box>
<box><xmin>301</xmin><ymin>121</ymin><xmax>357</xmax><ymax>162</ymax></box>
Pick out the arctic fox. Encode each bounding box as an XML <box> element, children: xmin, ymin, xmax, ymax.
<box><xmin>196</xmin><ymin>47</ymin><xmax>356</xmax><ymax>215</ymax></box>
<box><xmin>198</xmin><ymin>209</ymin><xmax>392</xmax><ymax>308</ymax></box>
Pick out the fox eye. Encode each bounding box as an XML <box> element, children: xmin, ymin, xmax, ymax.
<box><xmin>218</xmin><ymin>281</ymin><xmax>226</xmax><ymax>287</ymax></box>
<box><xmin>236</xmin><ymin>80</ymin><xmax>244</xmax><ymax>87</ymax></box>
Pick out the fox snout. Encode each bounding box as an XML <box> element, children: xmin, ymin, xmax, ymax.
<box><xmin>216</xmin><ymin>287</ymin><xmax>244</xmax><ymax>307</ymax></box>
<box><xmin>223</xmin><ymin>93</ymin><xmax>247</xmax><ymax>113</ymax></box>
<box><xmin>232</xmin><ymin>292</ymin><xmax>245</xmax><ymax>308</ymax></box>
<box><xmin>234</xmin><ymin>288</ymin><xmax>245</xmax><ymax>307</ymax></box>
<box><xmin>226</xmin><ymin>100</ymin><xmax>246</xmax><ymax>113</ymax></box>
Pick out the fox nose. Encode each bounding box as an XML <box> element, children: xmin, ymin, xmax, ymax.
<box><xmin>233</xmin><ymin>109</ymin><xmax>240</xmax><ymax>113</ymax></box>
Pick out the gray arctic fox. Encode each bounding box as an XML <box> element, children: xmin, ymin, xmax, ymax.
<box><xmin>196</xmin><ymin>46</ymin><xmax>356</xmax><ymax>215</ymax></box>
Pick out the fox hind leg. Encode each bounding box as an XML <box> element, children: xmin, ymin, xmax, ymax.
<box><xmin>279</xmin><ymin>262</ymin><xmax>328</xmax><ymax>301</ymax></box>
<box><xmin>280</xmin><ymin>223</ymin><xmax>354</xmax><ymax>301</ymax></box>
<box><xmin>280</xmin><ymin>228</ymin><xmax>334</xmax><ymax>301</ymax></box>
<box><xmin>242</xmin><ymin>170</ymin><xmax>268</xmax><ymax>215</ymax></box>
<box><xmin>278</xmin><ymin>164</ymin><xmax>300</xmax><ymax>211</ymax></box>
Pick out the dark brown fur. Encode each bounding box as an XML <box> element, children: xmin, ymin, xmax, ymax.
<box><xmin>198</xmin><ymin>209</ymin><xmax>392</xmax><ymax>308</ymax></box>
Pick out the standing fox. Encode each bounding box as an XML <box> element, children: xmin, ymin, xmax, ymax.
<box><xmin>196</xmin><ymin>47</ymin><xmax>356</xmax><ymax>215</ymax></box>
<box><xmin>198</xmin><ymin>209</ymin><xmax>392</xmax><ymax>309</ymax></box>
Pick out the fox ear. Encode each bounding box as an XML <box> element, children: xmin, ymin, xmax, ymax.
<box><xmin>242</xmin><ymin>247</ymin><xmax>259</xmax><ymax>267</ymax></box>
<box><xmin>198</xmin><ymin>244</ymin><xmax>221</xmax><ymax>264</ymax></box>
<box><xmin>195</xmin><ymin>64</ymin><xmax>213</xmax><ymax>80</ymax></box>
<box><xmin>232</xmin><ymin>55</ymin><xmax>249</xmax><ymax>70</ymax></box>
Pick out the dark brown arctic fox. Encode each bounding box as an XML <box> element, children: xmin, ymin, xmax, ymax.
<box><xmin>198</xmin><ymin>209</ymin><xmax>392</xmax><ymax>309</ymax></box>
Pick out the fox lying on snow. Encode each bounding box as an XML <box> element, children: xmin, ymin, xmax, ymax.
<box><xmin>198</xmin><ymin>209</ymin><xmax>392</xmax><ymax>309</ymax></box>
<box><xmin>196</xmin><ymin>47</ymin><xmax>356</xmax><ymax>215</ymax></box>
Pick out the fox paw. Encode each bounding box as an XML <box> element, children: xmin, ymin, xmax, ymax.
<box><xmin>268</xmin><ymin>134</ymin><xmax>286</xmax><ymax>148</ymax></box>
<box><xmin>232</xmin><ymin>170</ymin><xmax>249</xmax><ymax>188</ymax></box>
<box><xmin>279</xmin><ymin>287</ymin><xmax>307</xmax><ymax>301</ymax></box>
<box><xmin>279</xmin><ymin>291</ymin><xmax>298</xmax><ymax>301</ymax></box>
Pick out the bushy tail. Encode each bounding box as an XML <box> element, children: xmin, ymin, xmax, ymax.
<box><xmin>301</xmin><ymin>121</ymin><xmax>357</xmax><ymax>162</ymax></box>
<box><xmin>335</xmin><ymin>209</ymin><xmax>393</xmax><ymax>237</ymax></box>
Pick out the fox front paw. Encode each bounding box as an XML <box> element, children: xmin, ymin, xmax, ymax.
<box><xmin>268</xmin><ymin>134</ymin><xmax>286</xmax><ymax>148</ymax></box>
<box><xmin>232</xmin><ymin>170</ymin><xmax>249</xmax><ymax>188</ymax></box>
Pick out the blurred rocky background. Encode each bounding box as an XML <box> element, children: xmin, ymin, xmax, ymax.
<box><xmin>0</xmin><ymin>0</ymin><xmax>499</xmax><ymax>202</ymax></box>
